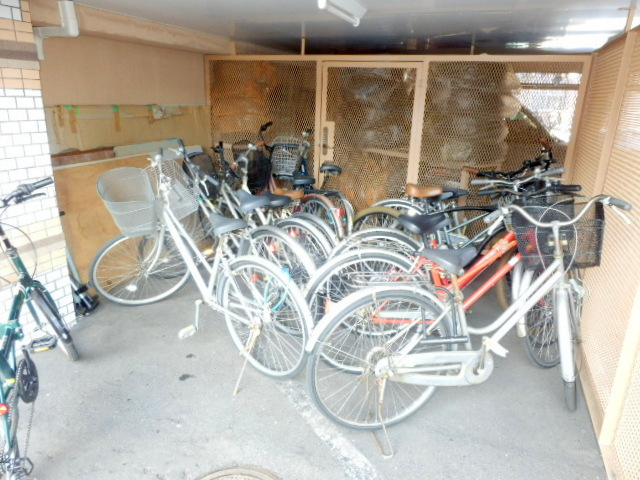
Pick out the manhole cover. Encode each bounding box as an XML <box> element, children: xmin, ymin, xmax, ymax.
<box><xmin>199</xmin><ymin>467</ymin><xmax>279</xmax><ymax>480</ymax></box>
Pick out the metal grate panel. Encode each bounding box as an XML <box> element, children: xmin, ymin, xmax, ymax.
<box><xmin>572</xmin><ymin>39</ymin><xmax>625</xmax><ymax>196</ymax></box>
<box><xmin>209</xmin><ymin>60</ymin><xmax>317</xmax><ymax>177</ymax></box>
<box><xmin>322</xmin><ymin>67</ymin><xmax>416</xmax><ymax>211</ymax></box>
<box><xmin>418</xmin><ymin>61</ymin><xmax>582</xmax><ymax>191</ymax></box>
<box><xmin>576</xmin><ymin>32</ymin><xmax>640</xmax><ymax>480</ymax></box>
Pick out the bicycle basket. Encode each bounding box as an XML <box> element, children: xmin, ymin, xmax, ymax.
<box><xmin>270</xmin><ymin>136</ymin><xmax>303</xmax><ymax>177</ymax></box>
<box><xmin>97</xmin><ymin>157</ymin><xmax>199</xmax><ymax>237</ymax></box>
<box><xmin>511</xmin><ymin>202</ymin><xmax>604</xmax><ymax>270</ymax></box>
<box><xmin>232</xmin><ymin>140</ymin><xmax>272</xmax><ymax>192</ymax></box>
<box><xmin>97</xmin><ymin>167</ymin><xmax>156</xmax><ymax>237</ymax></box>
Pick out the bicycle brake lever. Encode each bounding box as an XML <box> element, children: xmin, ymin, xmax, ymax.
<box><xmin>610</xmin><ymin>205</ymin><xmax>633</xmax><ymax>225</ymax></box>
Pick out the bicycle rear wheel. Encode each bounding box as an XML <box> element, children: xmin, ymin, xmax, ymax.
<box><xmin>300</xmin><ymin>194</ymin><xmax>345</xmax><ymax>238</ymax></box>
<box><xmin>217</xmin><ymin>256</ymin><xmax>312</xmax><ymax>378</ymax></box>
<box><xmin>248</xmin><ymin>225</ymin><xmax>316</xmax><ymax>286</ymax></box>
<box><xmin>352</xmin><ymin>206</ymin><xmax>404</xmax><ymax>231</ymax></box>
<box><xmin>28</xmin><ymin>286</ymin><xmax>79</xmax><ymax>361</ymax></box>
<box><xmin>89</xmin><ymin>231</ymin><xmax>190</xmax><ymax>306</ymax></box>
<box><xmin>276</xmin><ymin>217</ymin><xmax>333</xmax><ymax>268</ymax></box>
<box><xmin>304</xmin><ymin>249</ymin><xmax>420</xmax><ymax>325</ymax></box>
<box><xmin>307</xmin><ymin>288</ymin><xmax>453</xmax><ymax>430</ymax></box>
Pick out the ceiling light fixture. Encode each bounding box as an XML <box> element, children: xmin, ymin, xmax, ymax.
<box><xmin>318</xmin><ymin>0</ymin><xmax>367</xmax><ymax>27</ymax></box>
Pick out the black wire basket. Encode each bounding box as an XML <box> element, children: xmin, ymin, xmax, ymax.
<box><xmin>511</xmin><ymin>202</ymin><xmax>605</xmax><ymax>270</ymax></box>
<box><xmin>232</xmin><ymin>140</ymin><xmax>272</xmax><ymax>193</ymax></box>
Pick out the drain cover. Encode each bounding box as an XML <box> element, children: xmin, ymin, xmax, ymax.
<box><xmin>199</xmin><ymin>467</ymin><xmax>279</xmax><ymax>480</ymax></box>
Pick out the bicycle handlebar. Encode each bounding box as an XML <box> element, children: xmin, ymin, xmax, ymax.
<box><xmin>2</xmin><ymin>177</ymin><xmax>54</xmax><ymax>206</ymax></box>
<box><xmin>502</xmin><ymin>194</ymin><xmax>632</xmax><ymax>228</ymax></box>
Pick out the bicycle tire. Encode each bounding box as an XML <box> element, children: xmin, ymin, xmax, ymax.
<box><xmin>300</xmin><ymin>194</ymin><xmax>345</xmax><ymax>238</ymax></box>
<box><xmin>276</xmin><ymin>217</ymin><xmax>333</xmax><ymax>268</ymax></box>
<box><xmin>304</xmin><ymin>248</ymin><xmax>420</xmax><ymax>325</ymax></box>
<box><xmin>248</xmin><ymin>225</ymin><xmax>316</xmax><ymax>286</ymax></box>
<box><xmin>307</xmin><ymin>287</ymin><xmax>453</xmax><ymax>430</ymax></box>
<box><xmin>352</xmin><ymin>206</ymin><xmax>404</xmax><ymax>231</ymax></box>
<box><xmin>323</xmin><ymin>191</ymin><xmax>355</xmax><ymax>236</ymax></box>
<box><xmin>89</xmin><ymin>232</ymin><xmax>190</xmax><ymax>306</ymax></box>
<box><xmin>29</xmin><ymin>287</ymin><xmax>79</xmax><ymax>361</ymax></box>
<box><xmin>373</xmin><ymin>198</ymin><xmax>425</xmax><ymax>216</ymax></box>
<box><xmin>217</xmin><ymin>256</ymin><xmax>312</xmax><ymax>378</ymax></box>
<box><xmin>331</xmin><ymin>227</ymin><xmax>421</xmax><ymax>258</ymax></box>
<box><xmin>290</xmin><ymin>212</ymin><xmax>338</xmax><ymax>248</ymax></box>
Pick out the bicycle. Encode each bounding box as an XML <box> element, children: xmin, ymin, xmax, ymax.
<box><xmin>305</xmin><ymin>194</ymin><xmax>631</xmax><ymax>433</ymax></box>
<box><xmin>94</xmin><ymin>147</ymin><xmax>312</xmax><ymax>379</ymax></box>
<box><xmin>0</xmin><ymin>178</ymin><xmax>80</xmax><ymax>479</ymax></box>
<box><xmin>259</xmin><ymin>123</ymin><xmax>355</xmax><ymax>239</ymax></box>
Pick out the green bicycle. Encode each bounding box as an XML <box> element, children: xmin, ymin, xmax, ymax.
<box><xmin>1</xmin><ymin>177</ymin><xmax>79</xmax><ymax>479</ymax></box>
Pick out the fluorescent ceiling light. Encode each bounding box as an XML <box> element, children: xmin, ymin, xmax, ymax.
<box><xmin>318</xmin><ymin>0</ymin><xmax>367</xmax><ymax>27</ymax></box>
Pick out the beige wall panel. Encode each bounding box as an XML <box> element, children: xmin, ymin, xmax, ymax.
<box><xmin>40</xmin><ymin>36</ymin><xmax>206</xmax><ymax>106</ymax></box>
<box><xmin>53</xmin><ymin>155</ymin><xmax>149</xmax><ymax>284</ymax></box>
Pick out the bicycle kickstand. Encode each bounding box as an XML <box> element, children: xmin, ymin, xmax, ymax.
<box><xmin>371</xmin><ymin>378</ymin><xmax>395</xmax><ymax>459</ymax></box>
<box><xmin>178</xmin><ymin>299</ymin><xmax>203</xmax><ymax>339</ymax></box>
<box><xmin>233</xmin><ymin>323</ymin><xmax>260</xmax><ymax>396</ymax></box>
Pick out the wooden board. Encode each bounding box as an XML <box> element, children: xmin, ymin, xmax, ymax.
<box><xmin>53</xmin><ymin>155</ymin><xmax>150</xmax><ymax>284</ymax></box>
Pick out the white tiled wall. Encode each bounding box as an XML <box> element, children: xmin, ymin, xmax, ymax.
<box><xmin>1</xmin><ymin>64</ymin><xmax>75</xmax><ymax>341</ymax></box>
<box><xmin>0</xmin><ymin>0</ymin><xmax>22</xmax><ymax>22</ymax></box>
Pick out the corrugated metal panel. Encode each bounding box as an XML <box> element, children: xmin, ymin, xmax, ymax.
<box><xmin>572</xmin><ymin>39</ymin><xmax>625</xmax><ymax>195</ymax></box>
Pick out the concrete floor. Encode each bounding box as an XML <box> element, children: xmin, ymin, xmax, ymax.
<box><xmin>26</xmin><ymin>281</ymin><xmax>607</xmax><ymax>480</ymax></box>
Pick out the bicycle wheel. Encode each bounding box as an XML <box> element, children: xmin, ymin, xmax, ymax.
<box><xmin>352</xmin><ymin>206</ymin><xmax>404</xmax><ymax>231</ymax></box>
<box><xmin>276</xmin><ymin>217</ymin><xmax>333</xmax><ymax>268</ymax></box>
<box><xmin>324</xmin><ymin>191</ymin><xmax>355</xmax><ymax>236</ymax></box>
<box><xmin>248</xmin><ymin>225</ymin><xmax>316</xmax><ymax>286</ymax></box>
<box><xmin>217</xmin><ymin>256</ymin><xmax>312</xmax><ymax>378</ymax></box>
<box><xmin>304</xmin><ymin>249</ymin><xmax>420</xmax><ymax>325</ymax></box>
<box><xmin>89</xmin><ymin>230</ymin><xmax>190</xmax><ymax>306</ymax></box>
<box><xmin>307</xmin><ymin>287</ymin><xmax>453</xmax><ymax>430</ymax></box>
<box><xmin>300</xmin><ymin>194</ymin><xmax>345</xmax><ymax>238</ymax></box>
<box><xmin>522</xmin><ymin>267</ymin><xmax>583</xmax><ymax>368</ymax></box>
<box><xmin>290</xmin><ymin>212</ymin><xmax>338</xmax><ymax>248</ymax></box>
<box><xmin>28</xmin><ymin>286</ymin><xmax>79</xmax><ymax>361</ymax></box>
<box><xmin>331</xmin><ymin>227</ymin><xmax>421</xmax><ymax>258</ymax></box>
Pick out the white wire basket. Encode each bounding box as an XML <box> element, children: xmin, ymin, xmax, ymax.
<box><xmin>270</xmin><ymin>136</ymin><xmax>303</xmax><ymax>177</ymax></box>
<box><xmin>97</xmin><ymin>157</ymin><xmax>199</xmax><ymax>237</ymax></box>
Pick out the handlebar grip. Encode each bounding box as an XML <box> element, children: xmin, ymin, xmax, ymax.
<box><xmin>32</xmin><ymin>177</ymin><xmax>54</xmax><ymax>190</ymax></box>
<box><xmin>476</xmin><ymin>189</ymin><xmax>505</xmax><ymax>196</ymax></box>
<box><xmin>18</xmin><ymin>177</ymin><xmax>53</xmax><ymax>195</ymax></box>
<box><xmin>607</xmin><ymin>196</ymin><xmax>633</xmax><ymax>211</ymax></box>
<box><xmin>260</xmin><ymin>121</ymin><xmax>273</xmax><ymax>132</ymax></box>
<box><xmin>541</xmin><ymin>167</ymin><xmax>564</xmax><ymax>177</ymax></box>
<box><xmin>470</xmin><ymin>179</ymin><xmax>495</xmax><ymax>186</ymax></box>
<box><xmin>551</xmin><ymin>184</ymin><xmax>581</xmax><ymax>193</ymax></box>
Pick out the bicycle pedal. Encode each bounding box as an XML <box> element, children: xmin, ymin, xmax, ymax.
<box><xmin>29</xmin><ymin>335</ymin><xmax>57</xmax><ymax>353</ymax></box>
<box><xmin>178</xmin><ymin>325</ymin><xmax>197</xmax><ymax>340</ymax></box>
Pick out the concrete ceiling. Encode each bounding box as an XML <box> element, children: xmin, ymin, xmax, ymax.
<box><xmin>72</xmin><ymin>0</ymin><xmax>637</xmax><ymax>54</ymax></box>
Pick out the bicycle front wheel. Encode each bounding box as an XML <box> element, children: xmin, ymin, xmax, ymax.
<box><xmin>218</xmin><ymin>256</ymin><xmax>312</xmax><ymax>378</ymax></box>
<box><xmin>89</xmin><ymin>231</ymin><xmax>190</xmax><ymax>306</ymax></box>
<box><xmin>307</xmin><ymin>288</ymin><xmax>453</xmax><ymax>430</ymax></box>
<box><xmin>29</xmin><ymin>286</ymin><xmax>79</xmax><ymax>361</ymax></box>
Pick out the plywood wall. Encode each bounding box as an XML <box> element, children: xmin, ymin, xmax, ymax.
<box><xmin>39</xmin><ymin>35</ymin><xmax>206</xmax><ymax>106</ymax></box>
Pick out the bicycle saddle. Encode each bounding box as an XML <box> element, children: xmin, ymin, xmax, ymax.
<box><xmin>398</xmin><ymin>212</ymin><xmax>450</xmax><ymax>236</ymax></box>
<box><xmin>320</xmin><ymin>163</ymin><xmax>342</xmax><ymax>175</ymax></box>
<box><xmin>405</xmin><ymin>183</ymin><xmax>443</xmax><ymax>198</ymax></box>
<box><xmin>261</xmin><ymin>190</ymin><xmax>291</xmax><ymax>208</ymax></box>
<box><xmin>417</xmin><ymin>247</ymin><xmax>478</xmax><ymax>276</ymax></box>
<box><xmin>292</xmin><ymin>172</ymin><xmax>315</xmax><ymax>187</ymax></box>
<box><xmin>208</xmin><ymin>212</ymin><xmax>248</xmax><ymax>236</ymax></box>
<box><xmin>237</xmin><ymin>189</ymin><xmax>271</xmax><ymax>214</ymax></box>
